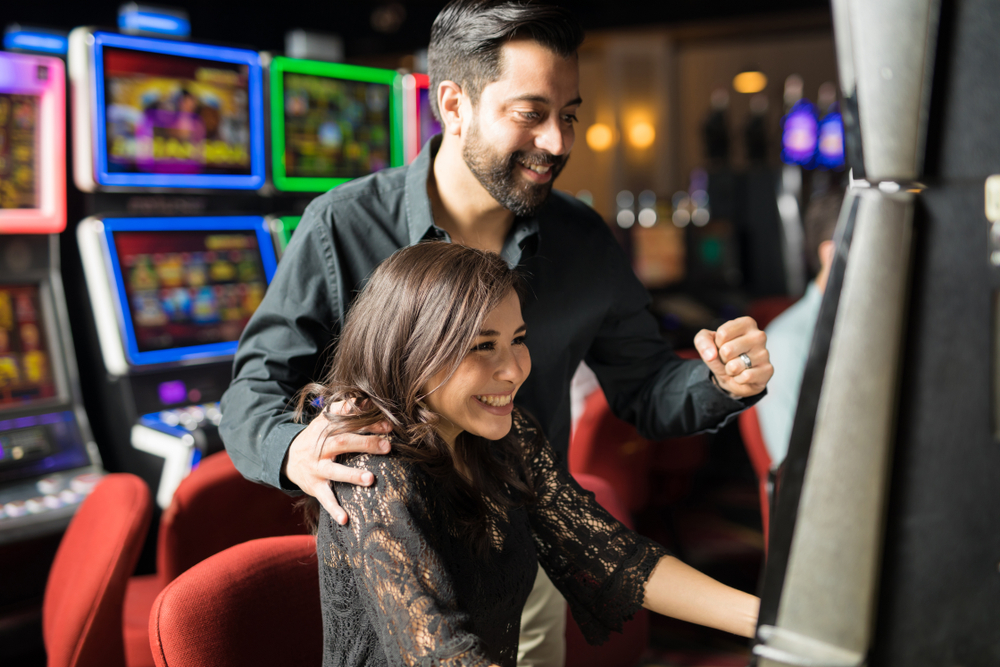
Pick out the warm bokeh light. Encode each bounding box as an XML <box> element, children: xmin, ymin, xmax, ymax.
<box><xmin>733</xmin><ymin>71</ymin><xmax>768</xmax><ymax>94</ymax></box>
<box><xmin>628</xmin><ymin>122</ymin><xmax>655</xmax><ymax>149</ymax></box>
<box><xmin>586</xmin><ymin>123</ymin><xmax>614</xmax><ymax>151</ymax></box>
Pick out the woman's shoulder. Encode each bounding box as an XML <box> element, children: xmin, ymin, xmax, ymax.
<box><xmin>336</xmin><ymin>450</ymin><xmax>425</xmax><ymax>501</ymax></box>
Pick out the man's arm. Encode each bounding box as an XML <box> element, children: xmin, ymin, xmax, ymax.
<box><xmin>584</xmin><ymin>237</ymin><xmax>770</xmax><ymax>438</ymax></box>
<box><xmin>219</xmin><ymin>207</ymin><xmax>389</xmax><ymax>524</ymax></box>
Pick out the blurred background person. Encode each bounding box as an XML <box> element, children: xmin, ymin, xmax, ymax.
<box><xmin>756</xmin><ymin>186</ymin><xmax>844</xmax><ymax>467</ymax></box>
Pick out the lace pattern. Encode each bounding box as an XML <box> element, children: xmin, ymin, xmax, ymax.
<box><xmin>317</xmin><ymin>408</ymin><xmax>670</xmax><ymax>666</ymax></box>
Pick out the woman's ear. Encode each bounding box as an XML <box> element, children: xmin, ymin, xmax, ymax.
<box><xmin>437</xmin><ymin>80</ymin><xmax>465</xmax><ymax>136</ymax></box>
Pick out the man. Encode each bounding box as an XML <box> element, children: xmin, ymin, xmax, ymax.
<box><xmin>756</xmin><ymin>187</ymin><xmax>843</xmax><ymax>467</ymax></box>
<box><xmin>220</xmin><ymin>1</ymin><xmax>772</xmax><ymax>664</ymax></box>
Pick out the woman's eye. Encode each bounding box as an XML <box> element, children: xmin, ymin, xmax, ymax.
<box><xmin>513</xmin><ymin>335</ymin><xmax>527</xmax><ymax>346</ymax></box>
<box><xmin>517</xmin><ymin>111</ymin><xmax>540</xmax><ymax>121</ymax></box>
<box><xmin>563</xmin><ymin>114</ymin><xmax>578</xmax><ymax>124</ymax></box>
<box><xmin>473</xmin><ymin>341</ymin><xmax>495</xmax><ymax>352</ymax></box>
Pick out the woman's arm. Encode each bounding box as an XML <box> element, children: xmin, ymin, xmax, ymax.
<box><xmin>643</xmin><ymin>555</ymin><xmax>759</xmax><ymax>638</ymax></box>
<box><xmin>516</xmin><ymin>410</ymin><xmax>758</xmax><ymax>643</ymax></box>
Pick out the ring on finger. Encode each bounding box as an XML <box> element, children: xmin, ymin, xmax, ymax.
<box><xmin>739</xmin><ymin>352</ymin><xmax>752</xmax><ymax>370</ymax></box>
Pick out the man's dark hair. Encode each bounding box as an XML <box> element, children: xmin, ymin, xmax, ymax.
<box><xmin>804</xmin><ymin>187</ymin><xmax>845</xmax><ymax>275</ymax></box>
<box><xmin>427</xmin><ymin>0</ymin><xmax>584</xmax><ymax>121</ymax></box>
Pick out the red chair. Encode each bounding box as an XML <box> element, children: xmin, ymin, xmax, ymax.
<box><xmin>566</xmin><ymin>473</ymin><xmax>650</xmax><ymax>667</ymax></box>
<box><xmin>43</xmin><ymin>473</ymin><xmax>153</xmax><ymax>667</ymax></box>
<box><xmin>737</xmin><ymin>406</ymin><xmax>773</xmax><ymax>547</ymax></box>
<box><xmin>568</xmin><ymin>352</ymin><xmax>709</xmax><ymax>514</ymax></box>
<box><xmin>148</xmin><ymin>535</ymin><xmax>321</xmax><ymax>667</ymax></box>
<box><xmin>569</xmin><ymin>388</ymin><xmax>654</xmax><ymax>514</ymax></box>
<box><xmin>123</xmin><ymin>451</ymin><xmax>309</xmax><ymax>667</ymax></box>
<box><xmin>747</xmin><ymin>296</ymin><xmax>796</xmax><ymax>331</ymax></box>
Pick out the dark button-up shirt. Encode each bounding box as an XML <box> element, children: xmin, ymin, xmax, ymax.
<box><xmin>220</xmin><ymin>137</ymin><xmax>754</xmax><ymax>491</ymax></box>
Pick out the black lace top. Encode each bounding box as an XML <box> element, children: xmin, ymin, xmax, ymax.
<box><xmin>317</xmin><ymin>409</ymin><xmax>669</xmax><ymax>667</ymax></box>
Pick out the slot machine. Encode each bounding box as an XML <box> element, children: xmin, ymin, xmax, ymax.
<box><xmin>0</xmin><ymin>50</ymin><xmax>104</xmax><ymax>658</ymax></box>
<box><xmin>402</xmin><ymin>72</ymin><xmax>441</xmax><ymax>165</ymax></box>
<box><xmin>68</xmin><ymin>27</ymin><xmax>272</xmax><ymax>508</ymax></box>
<box><xmin>753</xmin><ymin>0</ymin><xmax>1000</xmax><ymax>665</ymax></box>
<box><xmin>0</xmin><ymin>50</ymin><xmax>103</xmax><ymax>544</ymax></box>
<box><xmin>265</xmin><ymin>55</ymin><xmax>404</xmax><ymax>254</ymax></box>
<box><xmin>76</xmin><ymin>216</ymin><xmax>276</xmax><ymax>508</ymax></box>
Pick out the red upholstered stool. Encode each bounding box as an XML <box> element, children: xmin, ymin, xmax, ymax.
<box><xmin>148</xmin><ymin>535</ymin><xmax>321</xmax><ymax>667</ymax></box>
<box><xmin>43</xmin><ymin>473</ymin><xmax>153</xmax><ymax>667</ymax></box>
<box><xmin>747</xmin><ymin>296</ymin><xmax>796</xmax><ymax>330</ymax></box>
<box><xmin>569</xmin><ymin>388</ymin><xmax>653</xmax><ymax>515</ymax></box>
<box><xmin>566</xmin><ymin>473</ymin><xmax>650</xmax><ymax>667</ymax></box>
<box><xmin>737</xmin><ymin>406</ymin><xmax>773</xmax><ymax>548</ymax></box>
<box><xmin>123</xmin><ymin>451</ymin><xmax>309</xmax><ymax>667</ymax></box>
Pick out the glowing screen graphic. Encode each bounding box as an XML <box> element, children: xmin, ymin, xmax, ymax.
<box><xmin>0</xmin><ymin>284</ymin><xmax>55</xmax><ymax>409</ymax></box>
<box><xmin>0</xmin><ymin>94</ymin><xmax>39</xmax><ymax>209</ymax></box>
<box><xmin>103</xmin><ymin>47</ymin><xmax>252</xmax><ymax>176</ymax></box>
<box><xmin>112</xmin><ymin>230</ymin><xmax>267</xmax><ymax>354</ymax></box>
<box><xmin>282</xmin><ymin>71</ymin><xmax>392</xmax><ymax>180</ymax></box>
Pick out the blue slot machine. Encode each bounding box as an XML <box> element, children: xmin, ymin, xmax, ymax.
<box><xmin>76</xmin><ymin>216</ymin><xmax>276</xmax><ymax>508</ymax></box>
<box><xmin>68</xmin><ymin>26</ymin><xmax>272</xmax><ymax>508</ymax></box>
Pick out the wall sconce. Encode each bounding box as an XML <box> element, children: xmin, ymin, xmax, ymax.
<box><xmin>733</xmin><ymin>70</ymin><xmax>768</xmax><ymax>94</ymax></box>
<box><xmin>586</xmin><ymin>123</ymin><xmax>614</xmax><ymax>152</ymax></box>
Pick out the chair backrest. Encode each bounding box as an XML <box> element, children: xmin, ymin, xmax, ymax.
<box><xmin>569</xmin><ymin>388</ymin><xmax>653</xmax><ymax>515</ymax></box>
<box><xmin>149</xmin><ymin>534</ymin><xmax>321</xmax><ymax>667</ymax></box>
<box><xmin>43</xmin><ymin>473</ymin><xmax>153</xmax><ymax>667</ymax></box>
<box><xmin>747</xmin><ymin>296</ymin><xmax>796</xmax><ymax>331</ymax></box>
<box><xmin>566</xmin><ymin>473</ymin><xmax>648</xmax><ymax>667</ymax></box>
<box><xmin>737</xmin><ymin>406</ymin><xmax>773</xmax><ymax>547</ymax></box>
<box><xmin>156</xmin><ymin>451</ymin><xmax>309</xmax><ymax>586</ymax></box>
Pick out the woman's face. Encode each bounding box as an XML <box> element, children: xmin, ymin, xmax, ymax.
<box><xmin>422</xmin><ymin>290</ymin><xmax>531</xmax><ymax>446</ymax></box>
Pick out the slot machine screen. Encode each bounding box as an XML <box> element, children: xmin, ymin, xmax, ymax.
<box><xmin>781</xmin><ymin>99</ymin><xmax>819</xmax><ymax>168</ymax></box>
<box><xmin>103</xmin><ymin>217</ymin><xmax>277</xmax><ymax>366</ymax></box>
<box><xmin>0</xmin><ymin>284</ymin><xmax>89</xmax><ymax>483</ymax></box>
<box><xmin>0</xmin><ymin>94</ymin><xmax>39</xmax><ymax>209</ymax></box>
<box><xmin>816</xmin><ymin>108</ymin><xmax>846</xmax><ymax>170</ymax></box>
<box><xmin>270</xmin><ymin>56</ymin><xmax>402</xmax><ymax>192</ymax></box>
<box><xmin>0</xmin><ymin>51</ymin><xmax>65</xmax><ymax>233</ymax></box>
<box><xmin>0</xmin><ymin>284</ymin><xmax>56</xmax><ymax>409</ymax></box>
<box><xmin>90</xmin><ymin>32</ymin><xmax>265</xmax><ymax>189</ymax></box>
<box><xmin>418</xmin><ymin>85</ymin><xmax>442</xmax><ymax>148</ymax></box>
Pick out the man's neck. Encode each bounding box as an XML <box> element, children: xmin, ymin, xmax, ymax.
<box><xmin>428</xmin><ymin>138</ymin><xmax>515</xmax><ymax>254</ymax></box>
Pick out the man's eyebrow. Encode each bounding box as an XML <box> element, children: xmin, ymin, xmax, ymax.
<box><xmin>506</xmin><ymin>94</ymin><xmax>583</xmax><ymax>108</ymax></box>
<box><xmin>478</xmin><ymin>324</ymin><xmax>527</xmax><ymax>337</ymax></box>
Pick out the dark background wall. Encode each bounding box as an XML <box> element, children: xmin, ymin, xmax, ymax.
<box><xmin>3</xmin><ymin>1</ymin><xmax>830</xmax><ymax>58</ymax></box>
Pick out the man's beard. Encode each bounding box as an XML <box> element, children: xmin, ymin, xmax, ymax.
<box><xmin>462</xmin><ymin>120</ymin><xmax>568</xmax><ymax>217</ymax></box>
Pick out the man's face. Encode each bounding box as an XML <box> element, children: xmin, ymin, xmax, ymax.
<box><xmin>461</xmin><ymin>39</ymin><xmax>581</xmax><ymax>217</ymax></box>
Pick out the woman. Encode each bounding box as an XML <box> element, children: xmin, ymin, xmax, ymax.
<box><xmin>298</xmin><ymin>242</ymin><xmax>758</xmax><ymax>667</ymax></box>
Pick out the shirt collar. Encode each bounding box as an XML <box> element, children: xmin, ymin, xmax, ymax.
<box><xmin>404</xmin><ymin>135</ymin><xmax>440</xmax><ymax>246</ymax></box>
<box><xmin>404</xmin><ymin>135</ymin><xmax>541</xmax><ymax>267</ymax></box>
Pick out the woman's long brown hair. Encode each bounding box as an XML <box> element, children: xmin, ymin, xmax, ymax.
<box><xmin>295</xmin><ymin>241</ymin><xmax>537</xmax><ymax>555</ymax></box>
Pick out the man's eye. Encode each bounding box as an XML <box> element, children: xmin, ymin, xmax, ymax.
<box><xmin>517</xmin><ymin>111</ymin><xmax>540</xmax><ymax>121</ymax></box>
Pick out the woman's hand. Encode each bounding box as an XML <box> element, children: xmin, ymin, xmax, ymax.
<box><xmin>284</xmin><ymin>400</ymin><xmax>392</xmax><ymax>525</ymax></box>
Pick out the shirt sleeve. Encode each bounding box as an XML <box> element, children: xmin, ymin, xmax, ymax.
<box><xmin>219</xmin><ymin>200</ymin><xmax>342</xmax><ymax>491</ymax></box>
<box><xmin>515</xmin><ymin>413</ymin><xmax>670</xmax><ymax>645</ymax></box>
<box><xmin>320</xmin><ymin>454</ymin><xmax>493</xmax><ymax>667</ymax></box>
<box><xmin>583</xmin><ymin>228</ymin><xmax>760</xmax><ymax>439</ymax></box>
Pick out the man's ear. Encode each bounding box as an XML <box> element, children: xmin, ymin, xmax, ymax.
<box><xmin>437</xmin><ymin>80</ymin><xmax>465</xmax><ymax>136</ymax></box>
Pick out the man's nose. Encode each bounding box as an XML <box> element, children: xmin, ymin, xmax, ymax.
<box><xmin>535</xmin><ymin>116</ymin><xmax>572</xmax><ymax>156</ymax></box>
